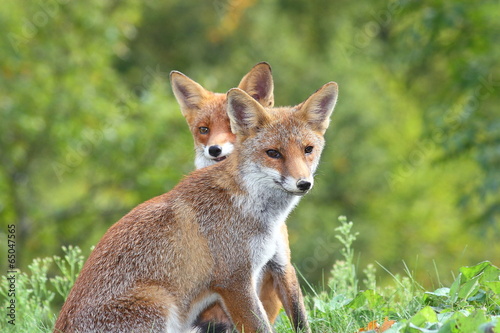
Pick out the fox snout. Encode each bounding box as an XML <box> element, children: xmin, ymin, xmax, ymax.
<box><xmin>208</xmin><ymin>145</ymin><xmax>223</xmax><ymax>158</ymax></box>
<box><xmin>275</xmin><ymin>171</ymin><xmax>314</xmax><ymax>196</ymax></box>
<box><xmin>296</xmin><ymin>179</ymin><xmax>312</xmax><ymax>192</ymax></box>
<box><xmin>204</xmin><ymin>142</ymin><xmax>234</xmax><ymax>162</ymax></box>
<box><xmin>196</xmin><ymin>142</ymin><xmax>234</xmax><ymax>169</ymax></box>
<box><xmin>279</xmin><ymin>175</ymin><xmax>314</xmax><ymax>196</ymax></box>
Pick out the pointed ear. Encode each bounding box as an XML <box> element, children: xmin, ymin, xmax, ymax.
<box><xmin>237</xmin><ymin>62</ymin><xmax>274</xmax><ymax>107</ymax></box>
<box><xmin>170</xmin><ymin>71</ymin><xmax>210</xmax><ymax>121</ymax></box>
<box><xmin>296</xmin><ymin>82</ymin><xmax>338</xmax><ymax>134</ymax></box>
<box><xmin>226</xmin><ymin>88</ymin><xmax>270</xmax><ymax>136</ymax></box>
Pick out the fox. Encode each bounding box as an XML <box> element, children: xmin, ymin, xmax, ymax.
<box><xmin>170</xmin><ymin>62</ymin><xmax>274</xmax><ymax>170</ymax></box>
<box><xmin>53</xmin><ymin>81</ymin><xmax>339</xmax><ymax>333</ymax></box>
<box><xmin>170</xmin><ymin>62</ymin><xmax>283</xmax><ymax>332</ymax></box>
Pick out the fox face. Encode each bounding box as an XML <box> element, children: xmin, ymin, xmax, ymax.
<box><xmin>240</xmin><ymin>111</ymin><xmax>325</xmax><ymax>196</ymax></box>
<box><xmin>185</xmin><ymin>92</ymin><xmax>236</xmax><ymax>169</ymax></box>
<box><xmin>170</xmin><ymin>62</ymin><xmax>274</xmax><ymax>169</ymax></box>
<box><xmin>227</xmin><ymin>82</ymin><xmax>338</xmax><ymax>198</ymax></box>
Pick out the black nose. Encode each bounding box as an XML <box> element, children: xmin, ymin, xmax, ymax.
<box><xmin>296</xmin><ymin>180</ymin><xmax>312</xmax><ymax>191</ymax></box>
<box><xmin>208</xmin><ymin>145</ymin><xmax>222</xmax><ymax>157</ymax></box>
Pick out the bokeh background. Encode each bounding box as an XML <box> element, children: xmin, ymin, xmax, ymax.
<box><xmin>1</xmin><ymin>0</ymin><xmax>499</xmax><ymax>291</ymax></box>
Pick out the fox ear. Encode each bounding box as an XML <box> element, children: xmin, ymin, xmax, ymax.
<box><xmin>296</xmin><ymin>82</ymin><xmax>338</xmax><ymax>134</ymax></box>
<box><xmin>170</xmin><ymin>71</ymin><xmax>210</xmax><ymax>122</ymax></box>
<box><xmin>227</xmin><ymin>88</ymin><xmax>270</xmax><ymax>136</ymax></box>
<box><xmin>237</xmin><ymin>62</ymin><xmax>274</xmax><ymax>107</ymax></box>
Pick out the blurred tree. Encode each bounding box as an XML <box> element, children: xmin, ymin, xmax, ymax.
<box><xmin>0</xmin><ymin>0</ymin><xmax>193</xmax><ymax>269</ymax></box>
<box><xmin>378</xmin><ymin>0</ymin><xmax>500</xmax><ymax>244</ymax></box>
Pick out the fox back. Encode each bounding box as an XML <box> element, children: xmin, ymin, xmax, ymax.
<box><xmin>54</xmin><ymin>81</ymin><xmax>338</xmax><ymax>333</ymax></box>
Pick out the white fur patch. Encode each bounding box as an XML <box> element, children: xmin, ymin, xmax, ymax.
<box><xmin>238</xmin><ymin>164</ymin><xmax>301</xmax><ymax>221</ymax></box>
<box><xmin>185</xmin><ymin>293</ymin><xmax>220</xmax><ymax>330</ymax></box>
<box><xmin>195</xmin><ymin>149</ymin><xmax>213</xmax><ymax>169</ymax></box>
<box><xmin>233</xmin><ymin>162</ymin><xmax>302</xmax><ymax>280</ymax></box>
<box><xmin>281</xmin><ymin>175</ymin><xmax>314</xmax><ymax>194</ymax></box>
<box><xmin>250</xmin><ymin>227</ymin><xmax>279</xmax><ymax>285</ymax></box>
<box><xmin>165</xmin><ymin>303</ymin><xmax>182</xmax><ymax>332</ymax></box>
<box><xmin>186</xmin><ymin>328</ymin><xmax>203</xmax><ymax>333</ymax></box>
<box><xmin>203</xmin><ymin>142</ymin><xmax>234</xmax><ymax>160</ymax></box>
<box><xmin>195</xmin><ymin>142</ymin><xmax>234</xmax><ymax>170</ymax></box>
<box><xmin>164</xmin><ymin>293</ymin><xmax>221</xmax><ymax>333</ymax></box>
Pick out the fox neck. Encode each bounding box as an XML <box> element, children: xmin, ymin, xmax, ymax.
<box><xmin>241</xmin><ymin>182</ymin><xmax>301</xmax><ymax>229</ymax></box>
<box><xmin>220</xmin><ymin>156</ymin><xmax>302</xmax><ymax>228</ymax></box>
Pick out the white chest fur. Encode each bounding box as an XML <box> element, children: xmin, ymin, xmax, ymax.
<box><xmin>249</xmin><ymin>224</ymin><xmax>279</xmax><ymax>280</ymax></box>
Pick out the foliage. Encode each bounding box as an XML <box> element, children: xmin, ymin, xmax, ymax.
<box><xmin>281</xmin><ymin>217</ymin><xmax>499</xmax><ymax>333</ymax></box>
<box><xmin>381</xmin><ymin>0</ymin><xmax>500</xmax><ymax>225</ymax></box>
<box><xmin>0</xmin><ymin>0</ymin><xmax>192</xmax><ymax>271</ymax></box>
<box><xmin>0</xmin><ymin>246</ymin><xmax>84</xmax><ymax>332</ymax></box>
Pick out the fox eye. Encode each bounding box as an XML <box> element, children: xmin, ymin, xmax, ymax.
<box><xmin>199</xmin><ymin>127</ymin><xmax>209</xmax><ymax>134</ymax></box>
<box><xmin>305</xmin><ymin>146</ymin><xmax>314</xmax><ymax>154</ymax></box>
<box><xmin>266</xmin><ymin>149</ymin><xmax>282</xmax><ymax>159</ymax></box>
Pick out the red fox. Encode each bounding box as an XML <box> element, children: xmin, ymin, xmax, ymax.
<box><xmin>53</xmin><ymin>81</ymin><xmax>338</xmax><ymax>333</ymax></box>
<box><xmin>171</xmin><ymin>62</ymin><xmax>282</xmax><ymax>332</ymax></box>
<box><xmin>170</xmin><ymin>62</ymin><xmax>274</xmax><ymax>169</ymax></box>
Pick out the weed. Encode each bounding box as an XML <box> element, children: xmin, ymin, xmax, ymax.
<box><xmin>0</xmin><ymin>246</ymin><xmax>84</xmax><ymax>332</ymax></box>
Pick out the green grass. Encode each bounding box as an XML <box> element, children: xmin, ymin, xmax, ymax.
<box><xmin>1</xmin><ymin>218</ymin><xmax>498</xmax><ymax>332</ymax></box>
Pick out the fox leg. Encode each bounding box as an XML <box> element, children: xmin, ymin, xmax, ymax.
<box><xmin>258</xmin><ymin>270</ymin><xmax>282</xmax><ymax>323</ymax></box>
<box><xmin>193</xmin><ymin>270</ymin><xmax>281</xmax><ymax>333</ymax></box>
<box><xmin>267</xmin><ymin>261</ymin><xmax>310</xmax><ymax>333</ymax></box>
<box><xmin>214</xmin><ymin>280</ymin><xmax>273</xmax><ymax>333</ymax></box>
<box><xmin>193</xmin><ymin>303</ymin><xmax>233</xmax><ymax>333</ymax></box>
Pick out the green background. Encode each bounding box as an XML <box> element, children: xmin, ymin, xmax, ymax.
<box><xmin>1</xmin><ymin>0</ymin><xmax>499</xmax><ymax>293</ymax></box>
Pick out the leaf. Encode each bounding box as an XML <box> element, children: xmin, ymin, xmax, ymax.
<box><xmin>448</xmin><ymin>262</ymin><xmax>500</xmax><ymax>307</ymax></box>
<box><xmin>449</xmin><ymin>275</ymin><xmax>461</xmax><ymax>304</ymax></box>
<box><xmin>357</xmin><ymin>317</ymin><xmax>396</xmax><ymax>332</ymax></box>
<box><xmin>437</xmin><ymin>310</ymin><xmax>470</xmax><ymax>333</ymax></box>
<box><xmin>407</xmin><ymin>324</ymin><xmax>440</xmax><ymax>333</ymax></box>
<box><xmin>409</xmin><ymin>306</ymin><xmax>438</xmax><ymax>327</ymax></box>
<box><xmin>358</xmin><ymin>319</ymin><xmax>379</xmax><ymax>332</ymax></box>
<box><xmin>480</xmin><ymin>264</ymin><xmax>500</xmax><ymax>294</ymax></box>
<box><xmin>424</xmin><ymin>287</ymin><xmax>450</xmax><ymax>308</ymax></box>
<box><xmin>459</xmin><ymin>262</ymin><xmax>492</xmax><ymax>280</ymax></box>
<box><xmin>380</xmin><ymin>317</ymin><xmax>397</xmax><ymax>332</ymax></box>
<box><xmin>454</xmin><ymin>310</ymin><xmax>490</xmax><ymax>332</ymax></box>
<box><xmin>457</xmin><ymin>277</ymin><xmax>480</xmax><ymax>300</ymax></box>
<box><xmin>480</xmin><ymin>264</ymin><xmax>500</xmax><ymax>283</ymax></box>
<box><xmin>427</xmin><ymin>288</ymin><xmax>451</xmax><ymax>297</ymax></box>
<box><xmin>483</xmin><ymin>281</ymin><xmax>500</xmax><ymax>294</ymax></box>
<box><xmin>347</xmin><ymin>289</ymin><xmax>385</xmax><ymax>310</ymax></box>
<box><xmin>467</xmin><ymin>289</ymin><xmax>486</xmax><ymax>302</ymax></box>
<box><xmin>313</xmin><ymin>297</ymin><xmax>329</xmax><ymax>313</ymax></box>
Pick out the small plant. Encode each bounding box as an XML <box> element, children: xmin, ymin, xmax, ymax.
<box><xmin>0</xmin><ymin>246</ymin><xmax>85</xmax><ymax>332</ymax></box>
<box><xmin>328</xmin><ymin>215</ymin><xmax>360</xmax><ymax>299</ymax></box>
<box><xmin>51</xmin><ymin>245</ymin><xmax>85</xmax><ymax>300</ymax></box>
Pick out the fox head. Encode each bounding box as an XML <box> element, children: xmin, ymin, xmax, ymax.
<box><xmin>226</xmin><ymin>82</ymin><xmax>338</xmax><ymax>196</ymax></box>
<box><xmin>170</xmin><ymin>62</ymin><xmax>274</xmax><ymax>169</ymax></box>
